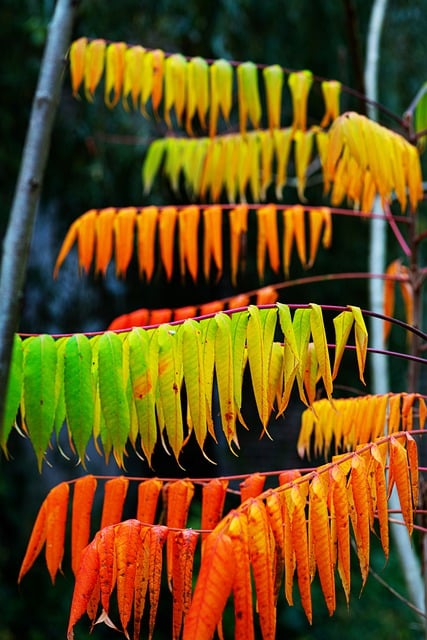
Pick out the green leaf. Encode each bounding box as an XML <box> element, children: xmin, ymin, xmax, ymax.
<box><xmin>22</xmin><ymin>335</ymin><xmax>58</xmax><ymax>470</ymax></box>
<box><xmin>142</xmin><ymin>138</ymin><xmax>167</xmax><ymax>194</ymax></box>
<box><xmin>127</xmin><ymin>327</ymin><xmax>158</xmax><ymax>466</ymax></box>
<box><xmin>246</xmin><ymin>306</ymin><xmax>277</xmax><ymax>430</ymax></box>
<box><xmin>97</xmin><ymin>331</ymin><xmax>130</xmax><ymax>467</ymax></box>
<box><xmin>237</xmin><ymin>61</ymin><xmax>261</xmax><ymax>132</ymax></box>
<box><xmin>182</xmin><ymin>319</ymin><xmax>207</xmax><ymax>452</ymax></box>
<box><xmin>53</xmin><ymin>337</ymin><xmax>67</xmax><ymax>436</ymax></box>
<box><xmin>156</xmin><ymin>324</ymin><xmax>183</xmax><ymax>462</ymax></box>
<box><xmin>414</xmin><ymin>82</ymin><xmax>427</xmax><ymax>153</ymax></box>
<box><xmin>64</xmin><ymin>334</ymin><xmax>94</xmax><ymax>463</ymax></box>
<box><xmin>1</xmin><ymin>334</ymin><xmax>23</xmax><ymax>452</ymax></box>
<box><xmin>309</xmin><ymin>303</ymin><xmax>333</xmax><ymax>400</ymax></box>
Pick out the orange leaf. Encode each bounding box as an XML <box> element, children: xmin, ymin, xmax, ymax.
<box><xmin>172</xmin><ymin>529</ymin><xmax>200</xmax><ymax>640</ymax></box>
<box><xmin>148</xmin><ymin>525</ymin><xmax>168</xmax><ymax>640</ymax></box>
<box><xmin>159</xmin><ymin>206</ymin><xmax>178</xmax><ymax>281</ymax></box>
<box><xmin>18</xmin><ymin>499</ymin><xmax>48</xmax><ymax>583</ymax></box>
<box><xmin>370</xmin><ymin>444</ymin><xmax>389</xmax><ymax>560</ymax></box>
<box><xmin>290</xmin><ymin>483</ymin><xmax>312</xmax><ymax>622</ymax></box>
<box><xmin>309</xmin><ymin>475</ymin><xmax>335</xmax><ymax>615</ymax></box>
<box><xmin>182</xmin><ymin>531</ymin><xmax>235</xmax><ymax>640</ymax></box>
<box><xmin>330</xmin><ymin>464</ymin><xmax>350</xmax><ymax>603</ymax></box>
<box><xmin>95</xmin><ymin>208</ymin><xmax>116</xmax><ymax>275</ymax></box>
<box><xmin>97</xmin><ymin>524</ymin><xmax>116</xmax><ymax>614</ymax></box>
<box><xmin>349</xmin><ymin>455</ymin><xmax>370</xmax><ymax>586</ymax></box>
<box><xmin>69</xmin><ymin>37</ymin><xmax>87</xmax><ymax>96</ymax></box>
<box><xmin>201</xmin><ymin>478</ymin><xmax>229</xmax><ymax>543</ymax></box>
<box><xmin>67</xmin><ymin>537</ymin><xmax>100</xmax><ymax>640</ymax></box>
<box><xmin>179</xmin><ymin>205</ymin><xmax>200</xmax><ymax>282</ymax></box>
<box><xmin>136</xmin><ymin>478</ymin><xmax>163</xmax><ymax>524</ymax></box>
<box><xmin>247</xmin><ymin>499</ymin><xmax>276</xmax><ymax>639</ymax></box>
<box><xmin>229</xmin><ymin>205</ymin><xmax>248</xmax><ymax>286</ymax></box>
<box><xmin>71</xmin><ymin>475</ymin><xmax>98</xmax><ymax>576</ymax></box>
<box><xmin>228</xmin><ymin>512</ymin><xmax>254</xmax><ymax>640</ymax></box>
<box><xmin>114</xmin><ymin>207</ymin><xmax>137</xmax><ymax>277</ymax></box>
<box><xmin>240</xmin><ymin>473</ymin><xmax>266</xmax><ymax>503</ymax></box>
<box><xmin>390</xmin><ymin>436</ymin><xmax>413</xmax><ymax>534</ymax></box>
<box><xmin>115</xmin><ymin>519</ymin><xmax>142</xmax><ymax>636</ymax></box>
<box><xmin>45</xmin><ymin>482</ymin><xmax>70</xmax><ymax>583</ymax></box>
<box><xmin>203</xmin><ymin>205</ymin><xmax>223</xmax><ymax>280</ymax></box>
<box><xmin>166</xmin><ymin>480</ymin><xmax>195</xmax><ymax>587</ymax></box>
<box><xmin>405</xmin><ymin>433</ymin><xmax>419</xmax><ymax>510</ymax></box>
<box><xmin>100</xmin><ymin>477</ymin><xmax>129</xmax><ymax>529</ymax></box>
<box><xmin>257</xmin><ymin>205</ymin><xmax>279</xmax><ymax>280</ymax></box>
<box><xmin>133</xmin><ymin>525</ymin><xmax>151</xmax><ymax>640</ymax></box>
<box><xmin>136</xmin><ymin>206</ymin><xmax>158</xmax><ymax>282</ymax></box>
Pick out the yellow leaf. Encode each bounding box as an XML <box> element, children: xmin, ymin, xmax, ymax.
<box><xmin>310</xmin><ymin>303</ymin><xmax>333</xmax><ymax>399</ymax></box>
<box><xmin>288</xmin><ymin>70</ymin><xmax>313</xmax><ymax>131</ymax></box>
<box><xmin>164</xmin><ymin>53</ymin><xmax>187</xmax><ymax>128</ymax></box>
<box><xmin>209</xmin><ymin>59</ymin><xmax>233</xmax><ymax>137</ymax></box>
<box><xmin>263</xmin><ymin>64</ymin><xmax>284</xmax><ymax>130</ymax></box>
<box><xmin>259</xmin><ymin>130</ymin><xmax>275</xmax><ymax>199</ymax></box>
<box><xmin>332</xmin><ymin>310</ymin><xmax>353</xmax><ymax>380</ymax></box>
<box><xmin>122</xmin><ymin>45</ymin><xmax>145</xmax><ymax>110</ymax></box>
<box><xmin>215</xmin><ymin>313</ymin><xmax>237</xmax><ymax>450</ymax></box>
<box><xmin>182</xmin><ymin>319</ymin><xmax>207</xmax><ymax>454</ymax></box>
<box><xmin>320</xmin><ymin>80</ymin><xmax>341</xmax><ymax>127</ymax></box>
<box><xmin>69</xmin><ymin>37</ymin><xmax>87</xmax><ymax>96</ymax></box>
<box><xmin>273</xmin><ymin>127</ymin><xmax>293</xmax><ymax>199</ymax></box>
<box><xmin>237</xmin><ymin>61</ymin><xmax>261</xmax><ymax>134</ymax></box>
<box><xmin>104</xmin><ymin>42</ymin><xmax>127</xmax><ymax>108</ymax></box>
<box><xmin>83</xmin><ymin>39</ymin><xmax>106</xmax><ymax>101</ymax></box>
<box><xmin>348</xmin><ymin>305</ymin><xmax>368</xmax><ymax>384</ymax></box>
<box><xmin>186</xmin><ymin>56</ymin><xmax>209</xmax><ymax>134</ymax></box>
<box><xmin>246</xmin><ymin>306</ymin><xmax>277</xmax><ymax>430</ymax></box>
<box><xmin>294</xmin><ymin>128</ymin><xmax>314</xmax><ymax>201</ymax></box>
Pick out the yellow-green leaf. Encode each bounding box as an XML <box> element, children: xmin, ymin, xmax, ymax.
<box><xmin>237</xmin><ymin>61</ymin><xmax>261</xmax><ymax>133</ymax></box>
<box><xmin>309</xmin><ymin>303</ymin><xmax>333</xmax><ymax>400</ymax></box>
<box><xmin>157</xmin><ymin>324</ymin><xmax>183</xmax><ymax>462</ymax></box>
<box><xmin>182</xmin><ymin>319</ymin><xmax>207</xmax><ymax>453</ymax></box>
<box><xmin>247</xmin><ymin>306</ymin><xmax>277</xmax><ymax>430</ymax></box>
<box><xmin>263</xmin><ymin>64</ymin><xmax>283</xmax><ymax>130</ymax></box>
<box><xmin>97</xmin><ymin>331</ymin><xmax>130</xmax><ymax>467</ymax></box>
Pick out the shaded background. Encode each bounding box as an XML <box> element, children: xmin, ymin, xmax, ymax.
<box><xmin>1</xmin><ymin>0</ymin><xmax>427</xmax><ymax>638</ymax></box>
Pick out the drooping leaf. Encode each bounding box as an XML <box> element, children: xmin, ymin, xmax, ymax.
<box><xmin>320</xmin><ymin>80</ymin><xmax>341</xmax><ymax>127</ymax></box>
<box><xmin>209</xmin><ymin>59</ymin><xmax>233</xmax><ymax>137</ymax></box>
<box><xmin>18</xmin><ymin>498</ymin><xmax>48</xmax><ymax>583</ymax></box>
<box><xmin>100</xmin><ymin>476</ymin><xmax>129</xmax><ymax>529</ymax></box>
<box><xmin>69</xmin><ymin>37</ymin><xmax>87</xmax><ymax>96</ymax></box>
<box><xmin>67</xmin><ymin>537</ymin><xmax>100</xmax><ymax>640</ymax></box>
<box><xmin>246</xmin><ymin>306</ymin><xmax>277</xmax><ymax>430</ymax></box>
<box><xmin>96</xmin><ymin>332</ymin><xmax>130</xmax><ymax>466</ymax></box>
<box><xmin>1</xmin><ymin>333</ymin><xmax>23</xmax><ymax>451</ymax></box>
<box><xmin>165</xmin><ymin>480</ymin><xmax>195</xmax><ymax>588</ymax></box>
<box><xmin>263</xmin><ymin>64</ymin><xmax>284</xmax><ymax>130</ymax></box>
<box><xmin>157</xmin><ymin>324</ymin><xmax>184</xmax><ymax>462</ymax></box>
<box><xmin>172</xmin><ymin>529</ymin><xmax>199</xmax><ymax>640</ymax></box>
<box><xmin>237</xmin><ymin>61</ymin><xmax>261</xmax><ymax>134</ymax></box>
<box><xmin>182</xmin><ymin>531</ymin><xmax>235</xmax><ymax>640</ymax></box>
<box><xmin>64</xmin><ymin>334</ymin><xmax>94</xmax><ymax>463</ymax></box>
<box><xmin>288</xmin><ymin>70</ymin><xmax>313</xmax><ymax>131</ymax></box>
<box><xmin>201</xmin><ymin>479</ymin><xmax>229</xmax><ymax>544</ymax></box>
<box><xmin>240</xmin><ymin>473</ymin><xmax>266</xmax><ymax>503</ymax></box>
<box><xmin>71</xmin><ymin>475</ymin><xmax>98</xmax><ymax>576</ymax></box>
<box><xmin>186</xmin><ymin>56</ymin><xmax>209</xmax><ymax>134</ymax></box>
<box><xmin>83</xmin><ymin>39</ymin><xmax>106</xmax><ymax>101</ymax></box>
<box><xmin>22</xmin><ymin>334</ymin><xmax>58</xmax><ymax>470</ymax></box>
<box><xmin>104</xmin><ymin>42</ymin><xmax>127</xmax><ymax>107</ymax></box>
<box><xmin>309</xmin><ymin>303</ymin><xmax>333</xmax><ymax>400</ymax></box>
<box><xmin>309</xmin><ymin>475</ymin><xmax>335</xmax><ymax>615</ymax></box>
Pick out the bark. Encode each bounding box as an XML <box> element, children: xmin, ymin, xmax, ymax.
<box><xmin>0</xmin><ymin>0</ymin><xmax>78</xmax><ymax>435</ymax></box>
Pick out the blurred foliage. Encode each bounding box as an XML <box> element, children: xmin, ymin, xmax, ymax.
<box><xmin>1</xmin><ymin>0</ymin><xmax>426</xmax><ymax>638</ymax></box>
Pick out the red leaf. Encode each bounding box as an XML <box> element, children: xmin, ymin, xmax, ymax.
<box><xmin>72</xmin><ymin>475</ymin><xmax>98</xmax><ymax>576</ymax></box>
<box><xmin>100</xmin><ymin>476</ymin><xmax>129</xmax><ymax>528</ymax></box>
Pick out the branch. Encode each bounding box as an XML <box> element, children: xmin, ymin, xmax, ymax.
<box><xmin>0</xmin><ymin>0</ymin><xmax>78</xmax><ymax>431</ymax></box>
